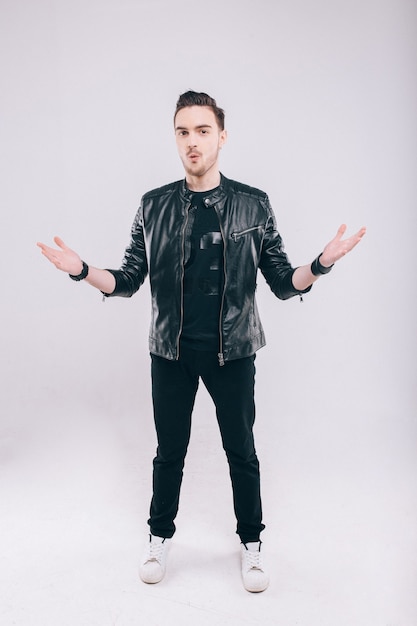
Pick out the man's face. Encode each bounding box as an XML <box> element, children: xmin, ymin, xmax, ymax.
<box><xmin>174</xmin><ymin>106</ymin><xmax>227</xmax><ymax>182</ymax></box>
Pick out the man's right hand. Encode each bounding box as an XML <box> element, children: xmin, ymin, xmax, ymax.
<box><xmin>37</xmin><ymin>236</ymin><xmax>116</xmax><ymax>294</ymax></box>
<box><xmin>37</xmin><ymin>236</ymin><xmax>83</xmax><ymax>275</ymax></box>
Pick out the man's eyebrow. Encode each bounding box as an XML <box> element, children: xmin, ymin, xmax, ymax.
<box><xmin>175</xmin><ymin>124</ymin><xmax>213</xmax><ymax>131</ymax></box>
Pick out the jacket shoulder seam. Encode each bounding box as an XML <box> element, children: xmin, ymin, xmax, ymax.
<box><xmin>142</xmin><ymin>180</ymin><xmax>182</xmax><ymax>201</ymax></box>
<box><xmin>225</xmin><ymin>178</ymin><xmax>268</xmax><ymax>201</ymax></box>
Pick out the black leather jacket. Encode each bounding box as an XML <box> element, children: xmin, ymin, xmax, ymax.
<box><xmin>105</xmin><ymin>174</ymin><xmax>309</xmax><ymax>364</ymax></box>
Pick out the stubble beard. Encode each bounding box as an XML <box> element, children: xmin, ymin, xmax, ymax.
<box><xmin>183</xmin><ymin>151</ymin><xmax>219</xmax><ymax>181</ymax></box>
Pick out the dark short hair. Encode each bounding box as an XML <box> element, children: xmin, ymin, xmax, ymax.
<box><xmin>174</xmin><ymin>90</ymin><xmax>225</xmax><ymax>130</ymax></box>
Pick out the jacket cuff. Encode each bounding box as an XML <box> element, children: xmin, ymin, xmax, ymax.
<box><xmin>283</xmin><ymin>269</ymin><xmax>312</xmax><ymax>299</ymax></box>
<box><xmin>101</xmin><ymin>269</ymin><xmax>127</xmax><ymax>298</ymax></box>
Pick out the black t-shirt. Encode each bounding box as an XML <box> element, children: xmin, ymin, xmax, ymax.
<box><xmin>181</xmin><ymin>190</ymin><xmax>224</xmax><ymax>351</ymax></box>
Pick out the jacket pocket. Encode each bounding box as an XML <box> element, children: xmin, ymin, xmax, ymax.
<box><xmin>230</xmin><ymin>225</ymin><xmax>263</xmax><ymax>242</ymax></box>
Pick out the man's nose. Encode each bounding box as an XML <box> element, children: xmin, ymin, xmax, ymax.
<box><xmin>187</xmin><ymin>133</ymin><xmax>197</xmax><ymax>147</ymax></box>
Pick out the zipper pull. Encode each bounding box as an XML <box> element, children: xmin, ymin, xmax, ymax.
<box><xmin>299</xmin><ymin>294</ymin><xmax>304</xmax><ymax>303</ymax></box>
<box><xmin>218</xmin><ymin>352</ymin><xmax>225</xmax><ymax>367</ymax></box>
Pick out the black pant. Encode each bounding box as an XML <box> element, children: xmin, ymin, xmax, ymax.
<box><xmin>148</xmin><ymin>347</ymin><xmax>265</xmax><ymax>543</ymax></box>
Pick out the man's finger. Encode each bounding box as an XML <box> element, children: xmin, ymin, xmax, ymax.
<box><xmin>335</xmin><ymin>224</ymin><xmax>347</xmax><ymax>240</ymax></box>
<box><xmin>54</xmin><ymin>236</ymin><xmax>67</xmax><ymax>250</ymax></box>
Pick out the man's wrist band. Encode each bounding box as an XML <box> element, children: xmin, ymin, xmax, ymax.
<box><xmin>311</xmin><ymin>254</ymin><xmax>333</xmax><ymax>276</ymax></box>
<box><xmin>69</xmin><ymin>261</ymin><xmax>89</xmax><ymax>281</ymax></box>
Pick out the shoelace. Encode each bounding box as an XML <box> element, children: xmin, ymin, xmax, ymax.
<box><xmin>147</xmin><ymin>540</ymin><xmax>166</xmax><ymax>563</ymax></box>
<box><xmin>244</xmin><ymin>549</ymin><xmax>263</xmax><ymax>571</ymax></box>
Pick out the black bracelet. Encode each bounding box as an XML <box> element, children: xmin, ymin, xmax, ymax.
<box><xmin>311</xmin><ymin>254</ymin><xmax>333</xmax><ymax>276</ymax></box>
<box><xmin>69</xmin><ymin>261</ymin><xmax>89</xmax><ymax>281</ymax></box>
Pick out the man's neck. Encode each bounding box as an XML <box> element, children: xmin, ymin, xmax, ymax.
<box><xmin>186</xmin><ymin>170</ymin><xmax>221</xmax><ymax>192</ymax></box>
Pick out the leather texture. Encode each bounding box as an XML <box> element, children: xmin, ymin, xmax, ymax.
<box><xmin>105</xmin><ymin>174</ymin><xmax>310</xmax><ymax>363</ymax></box>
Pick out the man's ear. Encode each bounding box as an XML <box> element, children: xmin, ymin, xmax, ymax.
<box><xmin>219</xmin><ymin>129</ymin><xmax>227</xmax><ymax>148</ymax></box>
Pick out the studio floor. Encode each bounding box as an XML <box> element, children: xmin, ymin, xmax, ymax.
<box><xmin>1</xmin><ymin>392</ymin><xmax>416</xmax><ymax>626</ymax></box>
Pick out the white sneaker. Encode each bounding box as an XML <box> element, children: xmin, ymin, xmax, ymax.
<box><xmin>241</xmin><ymin>541</ymin><xmax>269</xmax><ymax>593</ymax></box>
<box><xmin>139</xmin><ymin>534</ymin><xmax>171</xmax><ymax>584</ymax></box>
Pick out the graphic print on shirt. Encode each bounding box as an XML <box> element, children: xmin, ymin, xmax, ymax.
<box><xmin>181</xmin><ymin>192</ymin><xmax>224</xmax><ymax>350</ymax></box>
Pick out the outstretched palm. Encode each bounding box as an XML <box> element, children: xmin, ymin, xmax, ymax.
<box><xmin>37</xmin><ymin>236</ymin><xmax>83</xmax><ymax>275</ymax></box>
<box><xmin>321</xmin><ymin>224</ymin><xmax>366</xmax><ymax>267</ymax></box>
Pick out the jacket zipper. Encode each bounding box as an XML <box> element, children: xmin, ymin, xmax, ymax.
<box><xmin>230</xmin><ymin>225</ymin><xmax>261</xmax><ymax>242</ymax></box>
<box><xmin>216</xmin><ymin>207</ymin><xmax>227</xmax><ymax>367</ymax></box>
<box><xmin>176</xmin><ymin>201</ymin><xmax>191</xmax><ymax>360</ymax></box>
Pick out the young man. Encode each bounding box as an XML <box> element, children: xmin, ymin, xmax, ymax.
<box><xmin>37</xmin><ymin>91</ymin><xmax>366</xmax><ymax>593</ymax></box>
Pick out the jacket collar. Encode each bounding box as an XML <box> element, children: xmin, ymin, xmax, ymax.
<box><xmin>179</xmin><ymin>173</ymin><xmax>228</xmax><ymax>206</ymax></box>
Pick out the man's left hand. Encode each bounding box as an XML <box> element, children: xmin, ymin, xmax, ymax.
<box><xmin>320</xmin><ymin>224</ymin><xmax>367</xmax><ymax>268</ymax></box>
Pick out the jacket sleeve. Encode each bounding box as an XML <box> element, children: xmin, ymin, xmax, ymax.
<box><xmin>103</xmin><ymin>204</ymin><xmax>148</xmax><ymax>298</ymax></box>
<box><xmin>259</xmin><ymin>199</ymin><xmax>311</xmax><ymax>300</ymax></box>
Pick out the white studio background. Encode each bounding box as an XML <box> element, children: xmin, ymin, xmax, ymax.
<box><xmin>1</xmin><ymin>1</ymin><xmax>416</xmax><ymax>625</ymax></box>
